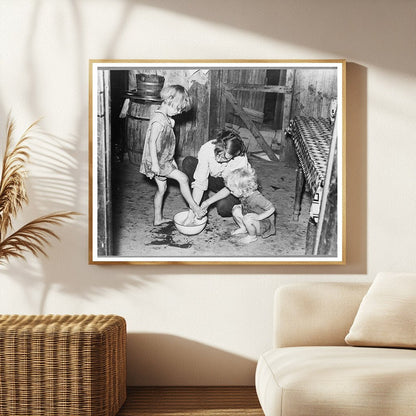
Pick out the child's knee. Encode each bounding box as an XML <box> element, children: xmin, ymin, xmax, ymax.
<box><xmin>243</xmin><ymin>216</ymin><xmax>260</xmax><ymax>235</ymax></box>
<box><xmin>242</xmin><ymin>215</ymin><xmax>250</xmax><ymax>225</ymax></box>
<box><xmin>177</xmin><ymin>171</ymin><xmax>189</xmax><ymax>185</ymax></box>
<box><xmin>156</xmin><ymin>180</ymin><xmax>168</xmax><ymax>193</ymax></box>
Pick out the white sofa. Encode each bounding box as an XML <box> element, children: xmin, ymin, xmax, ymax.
<box><xmin>255</xmin><ymin>282</ymin><xmax>416</xmax><ymax>416</ymax></box>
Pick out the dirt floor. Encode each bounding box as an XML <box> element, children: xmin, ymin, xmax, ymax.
<box><xmin>111</xmin><ymin>155</ymin><xmax>311</xmax><ymax>260</ymax></box>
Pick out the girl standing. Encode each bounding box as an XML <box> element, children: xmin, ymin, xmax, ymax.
<box><xmin>140</xmin><ymin>85</ymin><xmax>204</xmax><ymax>225</ymax></box>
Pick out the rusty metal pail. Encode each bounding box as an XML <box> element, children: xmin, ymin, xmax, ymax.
<box><xmin>136</xmin><ymin>73</ymin><xmax>165</xmax><ymax>100</ymax></box>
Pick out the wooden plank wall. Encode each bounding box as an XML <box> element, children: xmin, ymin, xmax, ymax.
<box><xmin>208</xmin><ymin>70</ymin><xmax>226</xmax><ymax>139</ymax></box>
<box><xmin>176</xmin><ymin>79</ymin><xmax>210</xmax><ymax>158</ymax></box>
<box><xmin>290</xmin><ymin>69</ymin><xmax>337</xmax><ymax>119</ymax></box>
<box><xmin>223</xmin><ymin>69</ymin><xmax>267</xmax><ymax>127</ymax></box>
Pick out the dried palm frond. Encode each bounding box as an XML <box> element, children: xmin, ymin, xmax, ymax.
<box><xmin>0</xmin><ymin>116</ymin><xmax>79</xmax><ymax>265</ymax></box>
<box><xmin>0</xmin><ymin>212</ymin><xmax>78</xmax><ymax>265</ymax></box>
<box><xmin>0</xmin><ymin>117</ymin><xmax>38</xmax><ymax>239</ymax></box>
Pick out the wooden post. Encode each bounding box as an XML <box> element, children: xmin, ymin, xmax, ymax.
<box><xmin>279</xmin><ymin>69</ymin><xmax>295</xmax><ymax>162</ymax></box>
<box><xmin>293</xmin><ymin>167</ymin><xmax>305</xmax><ymax>221</ymax></box>
<box><xmin>314</xmin><ymin>113</ymin><xmax>338</xmax><ymax>255</ymax></box>
<box><xmin>315</xmin><ymin>146</ymin><xmax>338</xmax><ymax>256</ymax></box>
<box><xmin>305</xmin><ymin>218</ymin><xmax>317</xmax><ymax>255</ymax></box>
<box><xmin>223</xmin><ymin>89</ymin><xmax>278</xmax><ymax>162</ymax></box>
<box><xmin>272</xmin><ymin>70</ymin><xmax>287</xmax><ymax>130</ymax></box>
<box><xmin>96</xmin><ymin>69</ymin><xmax>113</xmax><ymax>256</ymax></box>
<box><xmin>209</xmin><ymin>70</ymin><xmax>226</xmax><ymax>139</ymax></box>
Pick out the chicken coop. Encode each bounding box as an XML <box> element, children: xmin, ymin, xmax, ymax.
<box><xmin>91</xmin><ymin>61</ymin><xmax>344</xmax><ymax>263</ymax></box>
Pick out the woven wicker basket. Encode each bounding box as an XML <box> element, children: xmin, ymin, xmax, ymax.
<box><xmin>0</xmin><ymin>314</ymin><xmax>126</xmax><ymax>416</ymax></box>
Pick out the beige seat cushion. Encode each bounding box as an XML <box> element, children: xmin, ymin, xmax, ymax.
<box><xmin>345</xmin><ymin>272</ymin><xmax>416</xmax><ymax>348</ymax></box>
<box><xmin>256</xmin><ymin>346</ymin><xmax>416</xmax><ymax>416</ymax></box>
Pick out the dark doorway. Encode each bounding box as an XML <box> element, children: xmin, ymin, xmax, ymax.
<box><xmin>110</xmin><ymin>70</ymin><xmax>129</xmax><ymax>162</ymax></box>
<box><xmin>263</xmin><ymin>69</ymin><xmax>286</xmax><ymax>129</ymax></box>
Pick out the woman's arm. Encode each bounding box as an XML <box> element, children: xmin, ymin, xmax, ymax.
<box><xmin>192</xmin><ymin>187</ymin><xmax>205</xmax><ymax>205</ymax></box>
<box><xmin>200</xmin><ymin>187</ymin><xmax>231</xmax><ymax>210</ymax></box>
<box><xmin>191</xmin><ymin>143</ymin><xmax>213</xmax><ymax>202</ymax></box>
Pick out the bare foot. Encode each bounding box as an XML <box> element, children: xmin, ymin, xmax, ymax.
<box><xmin>239</xmin><ymin>235</ymin><xmax>258</xmax><ymax>244</ymax></box>
<box><xmin>154</xmin><ymin>218</ymin><xmax>171</xmax><ymax>226</ymax></box>
<box><xmin>231</xmin><ymin>227</ymin><xmax>247</xmax><ymax>236</ymax></box>
<box><xmin>182</xmin><ymin>210</ymin><xmax>195</xmax><ymax>226</ymax></box>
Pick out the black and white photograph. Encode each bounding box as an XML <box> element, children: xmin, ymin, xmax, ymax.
<box><xmin>89</xmin><ymin>60</ymin><xmax>345</xmax><ymax>264</ymax></box>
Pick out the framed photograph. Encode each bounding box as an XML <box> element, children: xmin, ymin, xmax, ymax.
<box><xmin>89</xmin><ymin>60</ymin><xmax>345</xmax><ymax>264</ymax></box>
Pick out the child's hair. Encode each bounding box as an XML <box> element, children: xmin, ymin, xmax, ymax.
<box><xmin>213</xmin><ymin>128</ymin><xmax>247</xmax><ymax>159</ymax></box>
<box><xmin>160</xmin><ymin>85</ymin><xmax>192</xmax><ymax>113</ymax></box>
<box><xmin>225</xmin><ymin>167</ymin><xmax>258</xmax><ymax>197</ymax></box>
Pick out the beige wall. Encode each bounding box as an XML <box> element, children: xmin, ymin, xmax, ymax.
<box><xmin>0</xmin><ymin>0</ymin><xmax>415</xmax><ymax>385</ymax></box>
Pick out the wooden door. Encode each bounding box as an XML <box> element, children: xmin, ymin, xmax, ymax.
<box><xmin>223</xmin><ymin>69</ymin><xmax>267</xmax><ymax>128</ymax></box>
<box><xmin>96</xmin><ymin>69</ymin><xmax>113</xmax><ymax>256</ymax></box>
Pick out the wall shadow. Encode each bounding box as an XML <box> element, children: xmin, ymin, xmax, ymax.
<box><xmin>132</xmin><ymin>0</ymin><xmax>413</xmax><ymax>77</ymax></box>
<box><xmin>127</xmin><ymin>333</ymin><xmax>257</xmax><ymax>386</ymax></box>
<box><xmin>0</xmin><ymin>124</ymin><xmax>156</xmax><ymax>313</ymax></box>
<box><xmin>0</xmin><ymin>1</ymin><xmax>372</xmax><ymax>290</ymax></box>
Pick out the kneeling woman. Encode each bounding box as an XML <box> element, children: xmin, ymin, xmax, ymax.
<box><xmin>182</xmin><ymin>129</ymin><xmax>250</xmax><ymax>217</ymax></box>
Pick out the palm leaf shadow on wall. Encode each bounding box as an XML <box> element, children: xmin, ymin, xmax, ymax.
<box><xmin>0</xmin><ymin>115</ymin><xmax>78</xmax><ymax>264</ymax></box>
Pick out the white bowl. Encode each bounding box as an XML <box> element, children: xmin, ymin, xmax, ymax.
<box><xmin>174</xmin><ymin>211</ymin><xmax>208</xmax><ymax>236</ymax></box>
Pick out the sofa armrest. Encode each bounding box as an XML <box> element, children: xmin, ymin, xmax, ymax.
<box><xmin>273</xmin><ymin>282</ymin><xmax>370</xmax><ymax>348</ymax></box>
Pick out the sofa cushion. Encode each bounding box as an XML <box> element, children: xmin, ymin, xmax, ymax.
<box><xmin>256</xmin><ymin>346</ymin><xmax>416</xmax><ymax>416</ymax></box>
<box><xmin>274</xmin><ymin>283</ymin><xmax>370</xmax><ymax>348</ymax></box>
<box><xmin>345</xmin><ymin>272</ymin><xmax>416</xmax><ymax>348</ymax></box>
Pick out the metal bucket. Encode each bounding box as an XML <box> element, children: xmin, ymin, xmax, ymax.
<box><xmin>136</xmin><ymin>73</ymin><xmax>165</xmax><ymax>100</ymax></box>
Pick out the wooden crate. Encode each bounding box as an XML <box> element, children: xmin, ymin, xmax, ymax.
<box><xmin>0</xmin><ymin>315</ymin><xmax>126</xmax><ymax>416</ymax></box>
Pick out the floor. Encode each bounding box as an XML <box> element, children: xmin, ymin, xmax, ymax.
<box><xmin>111</xmin><ymin>154</ymin><xmax>311</xmax><ymax>260</ymax></box>
<box><xmin>116</xmin><ymin>386</ymin><xmax>264</xmax><ymax>416</ymax></box>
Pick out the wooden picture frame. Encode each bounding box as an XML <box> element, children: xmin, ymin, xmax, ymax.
<box><xmin>89</xmin><ymin>60</ymin><xmax>346</xmax><ymax>264</ymax></box>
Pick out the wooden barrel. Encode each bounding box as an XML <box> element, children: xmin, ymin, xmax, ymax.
<box><xmin>126</xmin><ymin>100</ymin><xmax>161</xmax><ymax>165</ymax></box>
<box><xmin>136</xmin><ymin>73</ymin><xmax>165</xmax><ymax>100</ymax></box>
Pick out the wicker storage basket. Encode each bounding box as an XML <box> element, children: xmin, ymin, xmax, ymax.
<box><xmin>0</xmin><ymin>314</ymin><xmax>126</xmax><ymax>416</ymax></box>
